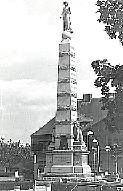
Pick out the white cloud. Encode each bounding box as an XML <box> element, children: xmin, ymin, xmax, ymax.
<box><xmin>0</xmin><ymin>79</ymin><xmax>57</xmax><ymax>143</ymax></box>
<box><xmin>0</xmin><ymin>79</ymin><xmax>57</xmax><ymax>107</ymax></box>
<box><xmin>77</xmin><ymin>79</ymin><xmax>101</xmax><ymax>99</ymax></box>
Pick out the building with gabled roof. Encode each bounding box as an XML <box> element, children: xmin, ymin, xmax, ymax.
<box><xmin>31</xmin><ymin>93</ymin><xmax>123</xmax><ymax>174</ymax></box>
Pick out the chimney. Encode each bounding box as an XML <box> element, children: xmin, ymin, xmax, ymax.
<box><xmin>83</xmin><ymin>94</ymin><xmax>92</xmax><ymax>102</ymax></box>
<box><xmin>109</xmin><ymin>93</ymin><xmax>115</xmax><ymax>100</ymax></box>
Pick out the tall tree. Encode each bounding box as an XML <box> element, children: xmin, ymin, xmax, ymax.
<box><xmin>91</xmin><ymin>0</ymin><xmax>123</xmax><ymax>132</ymax></box>
<box><xmin>91</xmin><ymin>59</ymin><xmax>123</xmax><ymax>132</ymax></box>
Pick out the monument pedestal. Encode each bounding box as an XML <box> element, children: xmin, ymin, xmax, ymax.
<box><xmin>44</xmin><ymin>147</ymin><xmax>91</xmax><ymax>176</ymax></box>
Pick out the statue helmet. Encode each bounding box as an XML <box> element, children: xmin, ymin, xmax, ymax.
<box><xmin>63</xmin><ymin>1</ymin><xmax>68</xmax><ymax>6</ymax></box>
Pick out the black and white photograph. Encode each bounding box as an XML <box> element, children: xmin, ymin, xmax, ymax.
<box><xmin>0</xmin><ymin>0</ymin><xmax>123</xmax><ymax>190</ymax></box>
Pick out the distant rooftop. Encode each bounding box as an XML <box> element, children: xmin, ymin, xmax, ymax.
<box><xmin>31</xmin><ymin>117</ymin><xmax>55</xmax><ymax>137</ymax></box>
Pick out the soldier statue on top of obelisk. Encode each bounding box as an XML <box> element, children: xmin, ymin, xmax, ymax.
<box><xmin>60</xmin><ymin>1</ymin><xmax>73</xmax><ymax>34</ymax></box>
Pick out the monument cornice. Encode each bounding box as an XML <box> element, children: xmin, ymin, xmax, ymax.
<box><xmin>45</xmin><ymin>149</ymin><xmax>90</xmax><ymax>154</ymax></box>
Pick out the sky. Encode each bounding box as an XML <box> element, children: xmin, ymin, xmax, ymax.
<box><xmin>0</xmin><ymin>0</ymin><xmax>123</xmax><ymax>144</ymax></box>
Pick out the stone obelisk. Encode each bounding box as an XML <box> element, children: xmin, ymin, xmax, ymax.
<box><xmin>44</xmin><ymin>1</ymin><xmax>91</xmax><ymax>175</ymax></box>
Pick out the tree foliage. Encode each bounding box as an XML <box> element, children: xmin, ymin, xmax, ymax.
<box><xmin>110</xmin><ymin>143</ymin><xmax>122</xmax><ymax>158</ymax></box>
<box><xmin>0</xmin><ymin>139</ymin><xmax>33</xmax><ymax>178</ymax></box>
<box><xmin>96</xmin><ymin>0</ymin><xmax>123</xmax><ymax>45</ymax></box>
<box><xmin>91</xmin><ymin>59</ymin><xmax>123</xmax><ymax>132</ymax></box>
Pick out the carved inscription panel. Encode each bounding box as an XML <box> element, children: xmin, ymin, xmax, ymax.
<box><xmin>53</xmin><ymin>154</ymin><xmax>72</xmax><ymax>165</ymax></box>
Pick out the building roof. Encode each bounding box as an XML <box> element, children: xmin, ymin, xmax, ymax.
<box><xmin>77</xmin><ymin>97</ymin><xmax>107</xmax><ymax>125</ymax></box>
<box><xmin>31</xmin><ymin>117</ymin><xmax>55</xmax><ymax>137</ymax></box>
